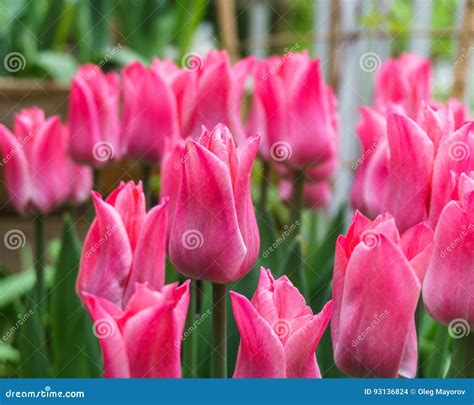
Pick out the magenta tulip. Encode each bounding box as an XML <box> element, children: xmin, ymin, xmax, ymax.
<box><xmin>68</xmin><ymin>64</ymin><xmax>121</xmax><ymax>166</ymax></box>
<box><xmin>332</xmin><ymin>211</ymin><xmax>433</xmax><ymax>378</ymax></box>
<box><xmin>77</xmin><ymin>181</ymin><xmax>190</xmax><ymax>377</ymax></box>
<box><xmin>122</xmin><ymin>61</ymin><xmax>179</xmax><ymax>163</ymax></box>
<box><xmin>231</xmin><ymin>267</ymin><xmax>332</xmax><ymax>378</ymax></box>
<box><xmin>77</xmin><ymin>181</ymin><xmax>168</xmax><ymax>306</ymax></box>
<box><xmin>423</xmin><ymin>172</ymin><xmax>474</xmax><ymax>327</ymax></box>
<box><xmin>374</xmin><ymin>53</ymin><xmax>431</xmax><ymax>116</ymax></box>
<box><xmin>171</xmin><ymin>50</ymin><xmax>252</xmax><ymax>143</ymax></box>
<box><xmin>0</xmin><ymin>108</ymin><xmax>92</xmax><ymax>213</ymax></box>
<box><xmin>82</xmin><ymin>280</ymin><xmax>189</xmax><ymax>378</ymax></box>
<box><xmin>169</xmin><ymin>124</ymin><xmax>260</xmax><ymax>284</ymax></box>
<box><xmin>249</xmin><ymin>52</ymin><xmax>339</xmax><ymax>173</ymax></box>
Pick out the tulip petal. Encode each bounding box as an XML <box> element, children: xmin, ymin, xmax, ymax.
<box><xmin>0</xmin><ymin>124</ymin><xmax>31</xmax><ymax>212</ymax></box>
<box><xmin>400</xmin><ymin>223</ymin><xmax>433</xmax><ymax>282</ymax></box>
<box><xmin>231</xmin><ymin>291</ymin><xmax>286</xmax><ymax>378</ymax></box>
<box><xmin>285</xmin><ymin>300</ymin><xmax>333</xmax><ymax>378</ymax></box>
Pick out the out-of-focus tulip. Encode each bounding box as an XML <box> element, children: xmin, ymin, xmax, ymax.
<box><xmin>332</xmin><ymin>211</ymin><xmax>432</xmax><ymax>378</ymax></box>
<box><xmin>374</xmin><ymin>53</ymin><xmax>431</xmax><ymax>116</ymax></box>
<box><xmin>423</xmin><ymin>172</ymin><xmax>474</xmax><ymax>327</ymax></box>
<box><xmin>68</xmin><ymin>64</ymin><xmax>121</xmax><ymax>166</ymax></box>
<box><xmin>351</xmin><ymin>111</ymin><xmax>434</xmax><ymax>232</ymax></box>
<box><xmin>122</xmin><ymin>61</ymin><xmax>179</xmax><ymax>163</ymax></box>
<box><xmin>231</xmin><ymin>267</ymin><xmax>332</xmax><ymax>378</ymax></box>
<box><xmin>279</xmin><ymin>180</ymin><xmax>331</xmax><ymax>210</ymax></box>
<box><xmin>0</xmin><ymin>108</ymin><xmax>92</xmax><ymax>213</ymax></box>
<box><xmin>77</xmin><ymin>181</ymin><xmax>189</xmax><ymax>377</ymax></box>
<box><xmin>249</xmin><ymin>52</ymin><xmax>339</xmax><ymax>174</ymax></box>
<box><xmin>77</xmin><ymin>181</ymin><xmax>168</xmax><ymax>306</ymax></box>
<box><xmin>170</xmin><ymin>50</ymin><xmax>252</xmax><ymax>143</ymax></box>
<box><xmin>169</xmin><ymin>124</ymin><xmax>260</xmax><ymax>284</ymax></box>
<box><xmin>428</xmin><ymin>122</ymin><xmax>474</xmax><ymax>226</ymax></box>
<box><xmin>82</xmin><ymin>280</ymin><xmax>189</xmax><ymax>378</ymax></box>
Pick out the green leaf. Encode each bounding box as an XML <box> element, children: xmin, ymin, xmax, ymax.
<box><xmin>0</xmin><ymin>344</ymin><xmax>20</xmax><ymax>363</ymax></box>
<box><xmin>0</xmin><ymin>269</ymin><xmax>36</xmax><ymax>308</ymax></box>
<box><xmin>32</xmin><ymin>51</ymin><xmax>78</xmax><ymax>81</ymax></box>
<box><xmin>50</xmin><ymin>215</ymin><xmax>101</xmax><ymax>377</ymax></box>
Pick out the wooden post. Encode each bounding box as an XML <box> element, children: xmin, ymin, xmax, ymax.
<box><xmin>215</xmin><ymin>0</ymin><xmax>240</xmax><ymax>62</ymax></box>
<box><xmin>327</xmin><ymin>0</ymin><xmax>342</xmax><ymax>92</ymax></box>
<box><xmin>452</xmin><ymin>0</ymin><xmax>474</xmax><ymax>99</ymax></box>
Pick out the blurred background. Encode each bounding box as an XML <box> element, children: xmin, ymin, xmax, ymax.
<box><xmin>0</xmin><ymin>0</ymin><xmax>473</xmax><ymax>272</ymax></box>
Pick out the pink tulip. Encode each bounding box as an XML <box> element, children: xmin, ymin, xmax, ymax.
<box><xmin>68</xmin><ymin>64</ymin><xmax>121</xmax><ymax>166</ymax></box>
<box><xmin>77</xmin><ymin>181</ymin><xmax>168</xmax><ymax>307</ymax></box>
<box><xmin>77</xmin><ymin>181</ymin><xmax>190</xmax><ymax>377</ymax></box>
<box><xmin>375</xmin><ymin>53</ymin><xmax>431</xmax><ymax>116</ymax></box>
<box><xmin>0</xmin><ymin>108</ymin><xmax>92</xmax><ymax>213</ymax></box>
<box><xmin>122</xmin><ymin>61</ymin><xmax>179</xmax><ymax>163</ymax></box>
<box><xmin>332</xmin><ymin>211</ymin><xmax>433</xmax><ymax>378</ymax></box>
<box><xmin>423</xmin><ymin>172</ymin><xmax>474</xmax><ymax>327</ymax></box>
<box><xmin>82</xmin><ymin>280</ymin><xmax>190</xmax><ymax>378</ymax></box>
<box><xmin>170</xmin><ymin>50</ymin><xmax>252</xmax><ymax>143</ymax></box>
<box><xmin>428</xmin><ymin>121</ymin><xmax>474</xmax><ymax>226</ymax></box>
<box><xmin>249</xmin><ymin>52</ymin><xmax>339</xmax><ymax>173</ymax></box>
<box><xmin>231</xmin><ymin>267</ymin><xmax>332</xmax><ymax>378</ymax></box>
<box><xmin>169</xmin><ymin>124</ymin><xmax>260</xmax><ymax>284</ymax></box>
<box><xmin>352</xmin><ymin>111</ymin><xmax>434</xmax><ymax>232</ymax></box>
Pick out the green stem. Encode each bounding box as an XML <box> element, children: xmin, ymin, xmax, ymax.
<box><xmin>446</xmin><ymin>329</ymin><xmax>474</xmax><ymax>377</ymax></box>
<box><xmin>141</xmin><ymin>163</ymin><xmax>153</xmax><ymax>209</ymax></box>
<box><xmin>258</xmin><ymin>161</ymin><xmax>270</xmax><ymax>213</ymax></box>
<box><xmin>183</xmin><ymin>280</ymin><xmax>198</xmax><ymax>378</ymax></box>
<box><xmin>211</xmin><ymin>283</ymin><xmax>227</xmax><ymax>378</ymax></box>
<box><xmin>290</xmin><ymin>170</ymin><xmax>305</xmax><ymax>228</ymax></box>
<box><xmin>34</xmin><ymin>213</ymin><xmax>46</xmax><ymax>310</ymax></box>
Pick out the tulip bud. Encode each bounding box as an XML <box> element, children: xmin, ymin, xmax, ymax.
<box><xmin>0</xmin><ymin>108</ymin><xmax>92</xmax><ymax>213</ymax></box>
<box><xmin>332</xmin><ymin>211</ymin><xmax>432</xmax><ymax>378</ymax></box>
<box><xmin>68</xmin><ymin>64</ymin><xmax>121</xmax><ymax>166</ymax></box>
<box><xmin>169</xmin><ymin>124</ymin><xmax>260</xmax><ymax>284</ymax></box>
<box><xmin>231</xmin><ymin>267</ymin><xmax>332</xmax><ymax>378</ymax></box>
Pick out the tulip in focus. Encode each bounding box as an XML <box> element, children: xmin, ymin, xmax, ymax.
<box><xmin>77</xmin><ymin>181</ymin><xmax>190</xmax><ymax>377</ymax></box>
<box><xmin>332</xmin><ymin>211</ymin><xmax>433</xmax><ymax>378</ymax></box>
<box><xmin>423</xmin><ymin>172</ymin><xmax>474</xmax><ymax>327</ymax></box>
<box><xmin>0</xmin><ymin>108</ymin><xmax>92</xmax><ymax>213</ymax></box>
<box><xmin>169</xmin><ymin>124</ymin><xmax>260</xmax><ymax>284</ymax></box>
<box><xmin>231</xmin><ymin>267</ymin><xmax>332</xmax><ymax>378</ymax></box>
<box><xmin>249</xmin><ymin>52</ymin><xmax>339</xmax><ymax>174</ymax></box>
<box><xmin>122</xmin><ymin>61</ymin><xmax>179</xmax><ymax>163</ymax></box>
<box><xmin>68</xmin><ymin>64</ymin><xmax>121</xmax><ymax>166</ymax></box>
